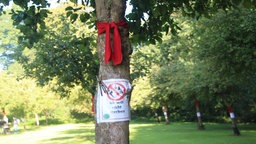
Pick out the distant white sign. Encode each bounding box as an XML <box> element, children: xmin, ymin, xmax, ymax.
<box><xmin>230</xmin><ymin>112</ymin><xmax>235</xmax><ymax>119</ymax></box>
<box><xmin>96</xmin><ymin>79</ymin><xmax>131</xmax><ymax>123</ymax></box>
<box><xmin>196</xmin><ymin>112</ymin><xmax>201</xmax><ymax>117</ymax></box>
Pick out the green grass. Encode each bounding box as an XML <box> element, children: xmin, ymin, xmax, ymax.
<box><xmin>1</xmin><ymin>122</ymin><xmax>256</xmax><ymax>144</ymax></box>
<box><xmin>40</xmin><ymin>122</ymin><xmax>256</xmax><ymax>144</ymax></box>
<box><xmin>130</xmin><ymin>122</ymin><xmax>256</xmax><ymax>144</ymax></box>
<box><xmin>38</xmin><ymin>124</ymin><xmax>95</xmax><ymax>144</ymax></box>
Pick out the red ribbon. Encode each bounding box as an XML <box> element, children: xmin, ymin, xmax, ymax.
<box><xmin>228</xmin><ymin>105</ymin><xmax>232</xmax><ymax>113</ymax></box>
<box><xmin>228</xmin><ymin>103</ymin><xmax>233</xmax><ymax>113</ymax></box>
<box><xmin>194</xmin><ymin>100</ymin><xmax>199</xmax><ymax>107</ymax></box>
<box><xmin>92</xmin><ymin>96</ymin><xmax>94</xmax><ymax>113</ymax></box>
<box><xmin>97</xmin><ymin>20</ymin><xmax>128</xmax><ymax>65</ymax></box>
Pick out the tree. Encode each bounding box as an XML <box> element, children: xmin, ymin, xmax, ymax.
<box><xmin>1</xmin><ymin>0</ymin><xmax>256</xmax><ymax>143</ymax></box>
<box><xmin>0</xmin><ymin>10</ymin><xmax>20</xmax><ymax>70</ymax></box>
<box><xmin>148</xmin><ymin>8</ymin><xmax>256</xmax><ymax>124</ymax></box>
<box><xmin>131</xmin><ymin>8</ymin><xmax>256</xmax><ymax>125</ymax></box>
<box><xmin>14</xmin><ymin>2</ymin><xmax>99</xmax><ymax>96</ymax></box>
<box><xmin>190</xmin><ymin>9</ymin><xmax>256</xmax><ymax>122</ymax></box>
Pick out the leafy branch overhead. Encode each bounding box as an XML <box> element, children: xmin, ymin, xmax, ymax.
<box><xmin>1</xmin><ymin>0</ymin><xmax>256</xmax><ymax>46</ymax></box>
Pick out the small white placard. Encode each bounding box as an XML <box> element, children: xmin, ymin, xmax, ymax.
<box><xmin>96</xmin><ymin>79</ymin><xmax>131</xmax><ymax>123</ymax></box>
<box><xmin>230</xmin><ymin>112</ymin><xmax>235</xmax><ymax>118</ymax></box>
<box><xmin>196</xmin><ymin>112</ymin><xmax>201</xmax><ymax>117</ymax></box>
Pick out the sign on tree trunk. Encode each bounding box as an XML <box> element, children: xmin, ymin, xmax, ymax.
<box><xmin>95</xmin><ymin>0</ymin><xmax>132</xmax><ymax>143</ymax></box>
<box><xmin>96</xmin><ymin>79</ymin><xmax>131</xmax><ymax>123</ymax></box>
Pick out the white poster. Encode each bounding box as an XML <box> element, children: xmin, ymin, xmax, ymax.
<box><xmin>196</xmin><ymin>112</ymin><xmax>201</xmax><ymax>117</ymax></box>
<box><xmin>230</xmin><ymin>112</ymin><xmax>235</xmax><ymax>119</ymax></box>
<box><xmin>96</xmin><ymin>79</ymin><xmax>131</xmax><ymax>123</ymax></box>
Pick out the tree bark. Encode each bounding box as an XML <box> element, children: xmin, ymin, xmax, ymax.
<box><xmin>162</xmin><ymin>106</ymin><xmax>169</xmax><ymax>125</ymax></box>
<box><xmin>194</xmin><ymin>99</ymin><xmax>204</xmax><ymax>130</ymax></box>
<box><xmin>231</xmin><ymin>116</ymin><xmax>240</xmax><ymax>136</ymax></box>
<box><xmin>95</xmin><ymin>0</ymin><xmax>131</xmax><ymax>143</ymax></box>
<box><xmin>228</xmin><ymin>103</ymin><xmax>240</xmax><ymax>136</ymax></box>
<box><xmin>195</xmin><ymin>106</ymin><xmax>204</xmax><ymax>130</ymax></box>
<box><xmin>35</xmin><ymin>113</ymin><xmax>40</xmax><ymax>126</ymax></box>
<box><xmin>45</xmin><ymin>111</ymin><xmax>48</xmax><ymax>125</ymax></box>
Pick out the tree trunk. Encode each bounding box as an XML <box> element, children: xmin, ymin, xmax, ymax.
<box><xmin>194</xmin><ymin>100</ymin><xmax>204</xmax><ymax>130</ymax></box>
<box><xmin>231</xmin><ymin>116</ymin><xmax>240</xmax><ymax>136</ymax></box>
<box><xmin>95</xmin><ymin>0</ymin><xmax>132</xmax><ymax>143</ymax></box>
<box><xmin>35</xmin><ymin>113</ymin><xmax>40</xmax><ymax>126</ymax></box>
<box><xmin>162</xmin><ymin>106</ymin><xmax>169</xmax><ymax>125</ymax></box>
<box><xmin>228</xmin><ymin>103</ymin><xmax>240</xmax><ymax>136</ymax></box>
<box><xmin>195</xmin><ymin>107</ymin><xmax>204</xmax><ymax>130</ymax></box>
<box><xmin>45</xmin><ymin>111</ymin><xmax>48</xmax><ymax>125</ymax></box>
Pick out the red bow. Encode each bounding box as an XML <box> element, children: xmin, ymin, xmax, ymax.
<box><xmin>228</xmin><ymin>103</ymin><xmax>233</xmax><ymax>113</ymax></box>
<box><xmin>92</xmin><ymin>96</ymin><xmax>94</xmax><ymax>113</ymax></box>
<box><xmin>97</xmin><ymin>20</ymin><xmax>128</xmax><ymax>65</ymax></box>
<box><xmin>194</xmin><ymin>100</ymin><xmax>199</xmax><ymax>107</ymax></box>
<box><xmin>228</xmin><ymin>106</ymin><xmax>232</xmax><ymax>113</ymax></box>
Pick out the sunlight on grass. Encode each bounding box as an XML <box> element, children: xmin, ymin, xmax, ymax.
<box><xmin>38</xmin><ymin>124</ymin><xmax>95</xmax><ymax>144</ymax></box>
<box><xmin>130</xmin><ymin>122</ymin><xmax>256</xmax><ymax>144</ymax></box>
<box><xmin>0</xmin><ymin>123</ymin><xmax>255</xmax><ymax>144</ymax></box>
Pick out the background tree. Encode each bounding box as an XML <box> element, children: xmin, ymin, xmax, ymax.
<box><xmin>0</xmin><ymin>70</ymin><xmax>91</xmax><ymax>125</ymax></box>
<box><xmin>190</xmin><ymin>9</ymin><xmax>256</xmax><ymax>122</ymax></box>
<box><xmin>0</xmin><ymin>9</ymin><xmax>20</xmax><ymax>70</ymax></box>
<box><xmin>131</xmin><ymin>8</ymin><xmax>256</xmax><ymax>123</ymax></box>
<box><xmin>14</xmin><ymin>2</ymin><xmax>99</xmax><ymax>96</ymax></box>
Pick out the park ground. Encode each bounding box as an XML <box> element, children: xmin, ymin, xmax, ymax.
<box><xmin>0</xmin><ymin>122</ymin><xmax>256</xmax><ymax>144</ymax></box>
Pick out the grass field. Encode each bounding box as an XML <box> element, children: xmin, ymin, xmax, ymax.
<box><xmin>130</xmin><ymin>122</ymin><xmax>256</xmax><ymax>144</ymax></box>
<box><xmin>41</xmin><ymin>122</ymin><xmax>256</xmax><ymax>144</ymax></box>
<box><xmin>1</xmin><ymin>122</ymin><xmax>256</xmax><ymax>144</ymax></box>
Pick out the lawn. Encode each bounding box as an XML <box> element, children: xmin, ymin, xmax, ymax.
<box><xmin>40</xmin><ymin>122</ymin><xmax>256</xmax><ymax>144</ymax></box>
<box><xmin>130</xmin><ymin>122</ymin><xmax>256</xmax><ymax>144</ymax></box>
<box><xmin>1</xmin><ymin>122</ymin><xmax>255</xmax><ymax>144</ymax></box>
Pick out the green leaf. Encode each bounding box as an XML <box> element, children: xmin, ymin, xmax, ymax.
<box><xmin>73</xmin><ymin>7</ymin><xmax>82</xmax><ymax>12</ymax></box>
<box><xmin>65</xmin><ymin>6</ymin><xmax>74</xmax><ymax>11</ymax></box>
<box><xmin>39</xmin><ymin>9</ymin><xmax>49</xmax><ymax>18</ymax></box>
<box><xmin>70</xmin><ymin>13</ymin><xmax>78</xmax><ymax>23</ymax></box>
<box><xmin>70</xmin><ymin>0</ymin><xmax>78</xmax><ymax>4</ymax></box>
<box><xmin>79</xmin><ymin>13</ymin><xmax>90</xmax><ymax>22</ymax></box>
<box><xmin>66</xmin><ymin>11</ymin><xmax>73</xmax><ymax>18</ymax></box>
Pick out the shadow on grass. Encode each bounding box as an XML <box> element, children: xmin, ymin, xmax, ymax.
<box><xmin>39</xmin><ymin>124</ymin><xmax>95</xmax><ymax>144</ymax></box>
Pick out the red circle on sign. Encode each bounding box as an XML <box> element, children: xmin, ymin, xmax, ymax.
<box><xmin>107</xmin><ymin>83</ymin><xmax>126</xmax><ymax>101</ymax></box>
